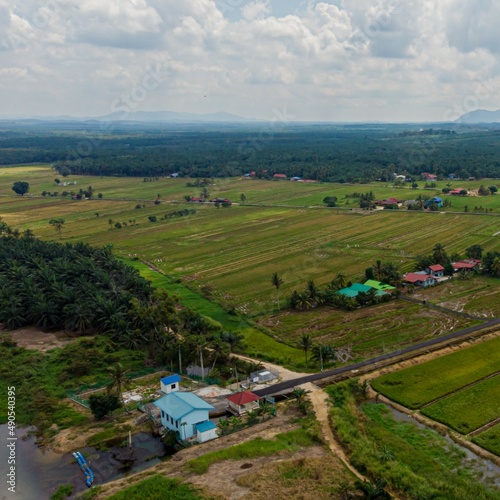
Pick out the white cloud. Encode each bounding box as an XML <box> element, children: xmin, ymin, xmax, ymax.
<box><xmin>0</xmin><ymin>0</ymin><xmax>499</xmax><ymax>120</ymax></box>
<box><xmin>242</xmin><ymin>1</ymin><xmax>270</xmax><ymax>21</ymax></box>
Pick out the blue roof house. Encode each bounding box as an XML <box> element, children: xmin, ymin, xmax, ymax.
<box><xmin>424</xmin><ymin>196</ymin><xmax>443</xmax><ymax>208</ymax></box>
<box><xmin>153</xmin><ymin>392</ymin><xmax>215</xmax><ymax>441</ymax></box>
<box><xmin>160</xmin><ymin>374</ymin><xmax>181</xmax><ymax>395</ymax></box>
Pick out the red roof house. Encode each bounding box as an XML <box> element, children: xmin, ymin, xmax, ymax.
<box><xmin>377</xmin><ymin>197</ymin><xmax>399</xmax><ymax>206</ymax></box>
<box><xmin>227</xmin><ymin>391</ymin><xmax>260</xmax><ymax>415</ymax></box>
<box><xmin>452</xmin><ymin>259</ymin><xmax>481</xmax><ymax>272</ymax></box>
<box><xmin>422</xmin><ymin>172</ymin><xmax>437</xmax><ymax>180</ymax></box>
<box><xmin>404</xmin><ymin>273</ymin><xmax>436</xmax><ymax>287</ymax></box>
<box><xmin>426</xmin><ymin>264</ymin><xmax>445</xmax><ymax>277</ymax></box>
<box><xmin>273</xmin><ymin>173</ymin><xmax>287</xmax><ymax>179</ymax></box>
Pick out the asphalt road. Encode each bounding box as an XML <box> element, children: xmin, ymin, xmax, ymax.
<box><xmin>254</xmin><ymin>318</ymin><xmax>500</xmax><ymax>397</ymax></box>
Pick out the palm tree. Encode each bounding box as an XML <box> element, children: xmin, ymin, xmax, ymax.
<box><xmin>432</xmin><ymin>243</ymin><xmax>448</xmax><ymax>265</ymax></box>
<box><xmin>312</xmin><ymin>344</ymin><xmax>334</xmax><ymax>371</ymax></box>
<box><xmin>336</xmin><ymin>272</ymin><xmax>347</xmax><ymax>289</ymax></box>
<box><xmin>107</xmin><ymin>363</ymin><xmax>130</xmax><ymax>411</ymax></box>
<box><xmin>297</xmin><ymin>334</ymin><xmax>313</xmax><ymax>364</ymax></box>
<box><xmin>306</xmin><ymin>280</ymin><xmax>318</xmax><ymax>301</ymax></box>
<box><xmin>271</xmin><ymin>272</ymin><xmax>283</xmax><ymax>311</ymax></box>
<box><xmin>49</xmin><ymin>218</ymin><xmax>65</xmax><ymax>239</ymax></box>
<box><xmin>490</xmin><ymin>257</ymin><xmax>500</xmax><ymax>277</ymax></box>
<box><xmin>296</xmin><ymin>292</ymin><xmax>312</xmax><ymax>310</ymax></box>
<box><xmin>63</xmin><ymin>302</ymin><xmax>95</xmax><ymax>334</ymax></box>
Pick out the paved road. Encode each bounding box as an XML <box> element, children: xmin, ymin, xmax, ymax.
<box><xmin>254</xmin><ymin>318</ymin><xmax>500</xmax><ymax>397</ymax></box>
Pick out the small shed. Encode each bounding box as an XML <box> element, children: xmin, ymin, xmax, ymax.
<box><xmin>196</xmin><ymin>420</ymin><xmax>218</xmax><ymax>443</ymax></box>
<box><xmin>227</xmin><ymin>391</ymin><xmax>260</xmax><ymax>416</ymax></box>
<box><xmin>249</xmin><ymin>369</ymin><xmax>277</xmax><ymax>384</ymax></box>
<box><xmin>160</xmin><ymin>374</ymin><xmax>181</xmax><ymax>394</ymax></box>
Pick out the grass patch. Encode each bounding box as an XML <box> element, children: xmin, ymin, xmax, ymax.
<box><xmin>472</xmin><ymin>423</ymin><xmax>500</xmax><ymax>456</ymax></box>
<box><xmin>50</xmin><ymin>484</ymin><xmax>73</xmax><ymax>500</ymax></box>
<box><xmin>107</xmin><ymin>475</ymin><xmax>203</xmax><ymax>500</ymax></box>
<box><xmin>86</xmin><ymin>427</ymin><xmax>129</xmax><ymax>449</ymax></box>
<box><xmin>236</xmin><ymin>455</ymin><xmax>357</xmax><ymax>498</ymax></box>
<box><xmin>372</xmin><ymin>336</ymin><xmax>500</xmax><ymax>409</ymax></box>
<box><xmin>421</xmin><ymin>375</ymin><xmax>500</xmax><ymax>434</ymax></box>
<box><xmin>325</xmin><ymin>381</ymin><xmax>500</xmax><ymax>499</ymax></box>
<box><xmin>185</xmin><ymin>428</ymin><xmax>316</xmax><ymax>475</ymax></box>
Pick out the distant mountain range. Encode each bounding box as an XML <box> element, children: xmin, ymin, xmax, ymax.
<box><xmin>455</xmin><ymin>109</ymin><xmax>500</xmax><ymax>123</ymax></box>
<box><xmin>2</xmin><ymin>110</ymin><xmax>254</xmax><ymax>123</ymax></box>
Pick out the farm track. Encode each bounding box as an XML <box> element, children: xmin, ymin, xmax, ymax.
<box><xmin>420</xmin><ymin>371</ymin><xmax>500</xmax><ymax>409</ymax></box>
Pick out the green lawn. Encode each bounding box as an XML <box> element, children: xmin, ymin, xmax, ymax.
<box><xmin>421</xmin><ymin>376</ymin><xmax>500</xmax><ymax>434</ymax></box>
<box><xmin>107</xmin><ymin>475</ymin><xmax>204</xmax><ymax>500</ymax></box>
<box><xmin>372</xmin><ymin>336</ymin><xmax>500</xmax><ymax>409</ymax></box>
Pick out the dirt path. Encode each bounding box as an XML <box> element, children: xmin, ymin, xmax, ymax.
<box><xmin>301</xmin><ymin>382</ymin><xmax>366</xmax><ymax>483</ymax></box>
<box><xmin>231</xmin><ymin>353</ymin><xmax>309</xmax><ymax>382</ymax></box>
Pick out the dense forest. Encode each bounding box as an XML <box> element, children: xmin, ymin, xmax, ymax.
<box><xmin>2</xmin><ymin>121</ymin><xmax>500</xmax><ymax>181</ymax></box>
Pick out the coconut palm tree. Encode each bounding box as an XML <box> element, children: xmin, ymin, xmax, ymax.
<box><xmin>271</xmin><ymin>272</ymin><xmax>284</xmax><ymax>311</ymax></box>
<box><xmin>335</xmin><ymin>272</ymin><xmax>347</xmax><ymax>289</ymax></box>
<box><xmin>107</xmin><ymin>363</ymin><xmax>130</xmax><ymax>411</ymax></box>
<box><xmin>432</xmin><ymin>243</ymin><xmax>449</xmax><ymax>265</ymax></box>
<box><xmin>297</xmin><ymin>334</ymin><xmax>313</xmax><ymax>364</ymax></box>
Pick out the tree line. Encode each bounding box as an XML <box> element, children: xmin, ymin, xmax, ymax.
<box><xmin>3</xmin><ymin>123</ymin><xmax>500</xmax><ymax>182</ymax></box>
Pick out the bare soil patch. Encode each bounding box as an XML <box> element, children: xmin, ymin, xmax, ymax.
<box><xmin>3</xmin><ymin>326</ymin><xmax>76</xmax><ymax>352</ymax></box>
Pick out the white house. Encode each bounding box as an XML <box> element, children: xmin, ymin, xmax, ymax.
<box><xmin>153</xmin><ymin>392</ymin><xmax>215</xmax><ymax>442</ymax></box>
<box><xmin>160</xmin><ymin>374</ymin><xmax>181</xmax><ymax>394</ymax></box>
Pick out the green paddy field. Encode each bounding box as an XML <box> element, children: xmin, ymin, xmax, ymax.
<box><xmin>1</xmin><ymin>164</ymin><xmax>499</xmax><ymax>365</ymax></box>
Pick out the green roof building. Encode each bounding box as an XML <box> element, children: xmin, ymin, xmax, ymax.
<box><xmin>364</xmin><ymin>280</ymin><xmax>396</xmax><ymax>292</ymax></box>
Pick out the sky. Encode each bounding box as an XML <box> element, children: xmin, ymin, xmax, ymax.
<box><xmin>1</xmin><ymin>0</ymin><xmax>500</xmax><ymax>122</ymax></box>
